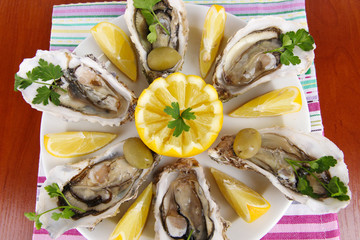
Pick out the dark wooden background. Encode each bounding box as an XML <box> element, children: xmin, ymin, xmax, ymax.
<box><xmin>0</xmin><ymin>0</ymin><xmax>359</xmax><ymax>239</ymax></box>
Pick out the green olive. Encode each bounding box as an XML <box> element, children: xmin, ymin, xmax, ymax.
<box><xmin>147</xmin><ymin>47</ymin><xmax>181</xmax><ymax>71</ymax></box>
<box><xmin>233</xmin><ymin>128</ymin><xmax>262</xmax><ymax>159</ymax></box>
<box><xmin>123</xmin><ymin>137</ymin><xmax>153</xmax><ymax>169</ymax></box>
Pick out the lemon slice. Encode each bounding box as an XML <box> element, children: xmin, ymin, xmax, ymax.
<box><xmin>199</xmin><ymin>5</ymin><xmax>226</xmax><ymax>78</ymax></box>
<box><xmin>109</xmin><ymin>183</ymin><xmax>153</xmax><ymax>240</ymax></box>
<box><xmin>211</xmin><ymin>168</ymin><xmax>270</xmax><ymax>223</ymax></box>
<box><xmin>44</xmin><ymin>132</ymin><xmax>116</xmax><ymax>158</ymax></box>
<box><xmin>135</xmin><ymin>72</ymin><xmax>223</xmax><ymax>157</ymax></box>
<box><xmin>229</xmin><ymin>86</ymin><xmax>302</xmax><ymax>117</ymax></box>
<box><xmin>91</xmin><ymin>22</ymin><xmax>137</xmax><ymax>81</ymax></box>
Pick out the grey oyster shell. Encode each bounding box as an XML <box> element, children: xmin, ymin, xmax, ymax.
<box><xmin>208</xmin><ymin>127</ymin><xmax>351</xmax><ymax>213</ymax></box>
<box><xmin>125</xmin><ymin>0</ymin><xmax>189</xmax><ymax>83</ymax></box>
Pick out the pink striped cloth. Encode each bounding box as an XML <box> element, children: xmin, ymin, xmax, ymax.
<box><xmin>32</xmin><ymin>1</ymin><xmax>340</xmax><ymax>239</ymax></box>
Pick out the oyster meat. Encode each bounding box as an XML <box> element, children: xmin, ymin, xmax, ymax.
<box><xmin>16</xmin><ymin>50</ymin><xmax>137</xmax><ymax>126</ymax></box>
<box><xmin>208</xmin><ymin>127</ymin><xmax>351</xmax><ymax>213</ymax></box>
<box><xmin>125</xmin><ymin>0</ymin><xmax>189</xmax><ymax>82</ymax></box>
<box><xmin>37</xmin><ymin>139</ymin><xmax>160</xmax><ymax>239</ymax></box>
<box><xmin>154</xmin><ymin>158</ymin><xmax>229</xmax><ymax>240</ymax></box>
<box><xmin>212</xmin><ymin>16</ymin><xmax>315</xmax><ymax>102</ymax></box>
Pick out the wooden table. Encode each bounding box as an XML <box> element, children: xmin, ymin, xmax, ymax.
<box><xmin>1</xmin><ymin>0</ymin><xmax>359</xmax><ymax>239</ymax></box>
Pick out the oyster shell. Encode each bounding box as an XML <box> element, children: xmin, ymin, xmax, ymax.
<box><xmin>212</xmin><ymin>16</ymin><xmax>315</xmax><ymax>102</ymax></box>
<box><xmin>154</xmin><ymin>158</ymin><xmax>229</xmax><ymax>240</ymax></box>
<box><xmin>16</xmin><ymin>50</ymin><xmax>137</xmax><ymax>126</ymax></box>
<box><xmin>37</xmin><ymin>139</ymin><xmax>160</xmax><ymax>239</ymax></box>
<box><xmin>208</xmin><ymin>127</ymin><xmax>351</xmax><ymax>213</ymax></box>
<box><xmin>125</xmin><ymin>0</ymin><xmax>189</xmax><ymax>82</ymax></box>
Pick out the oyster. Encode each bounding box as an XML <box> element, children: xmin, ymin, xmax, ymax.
<box><xmin>37</xmin><ymin>139</ymin><xmax>160</xmax><ymax>239</ymax></box>
<box><xmin>212</xmin><ymin>16</ymin><xmax>315</xmax><ymax>101</ymax></box>
<box><xmin>125</xmin><ymin>0</ymin><xmax>189</xmax><ymax>82</ymax></box>
<box><xmin>16</xmin><ymin>50</ymin><xmax>137</xmax><ymax>126</ymax></box>
<box><xmin>208</xmin><ymin>127</ymin><xmax>351</xmax><ymax>213</ymax></box>
<box><xmin>154</xmin><ymin>158</ymin><xmax>229</xmax><ymax>240</ymax></box>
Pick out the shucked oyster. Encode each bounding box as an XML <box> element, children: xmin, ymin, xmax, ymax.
<box><xmin>125</xmin><ymin>0</ymin><xmax>189</xmax><ymax>82</ymax></box>
<box><xmin>213</xmin><ymin>17</ymin><xmax>315</xmax><ymax>101</ymax></box>
<box><xmin>154</xmin><ymin>158</ymin><xmax>229</xmax><ymax>240</ymax></box>
<box><xmin>15</xmin><ymin>50</ymin><xmax>136</xmax><ymax>126</ymax></box>
<box><xmin>208</xmin><ymin>127</ymin><xmax>351</xmax><ymax>213</ymax></box>
<box><xmin>37</xmin><ymin>139</ymin><xmax>160</xmax><ymax>239</ymax></box>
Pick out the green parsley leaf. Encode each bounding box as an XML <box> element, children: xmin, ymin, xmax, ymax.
<box><xmin>62</xmin><ymin>208</ymin><xmax>76</xmax><ymax>219</ymax></box>
<box><xmin>297</xmin><ymin>176</ymin><xmax>320</xmax><ymax>199</ymax></box>
<box><xmin>147</xmin><ymin>24</ymin><xmax>158</xmax><ymax>43</ymax></box>
<box><xmin>32</xmin><ymin>86</ymin><xmax>52</xmax><ymax>105</ymax></box>
<box><xmin>14</xmin><ymin>74</ymin><xmax>32</xmax><ymax>91</ymax></box>
<box><xmin>141</xmin><ymin>9</ymin><xmax>156</xmax><ymax>26</ymax></box>
<box><xmin>133</xmin><ymin>0</ymin><xmax>161</xmax><ymax>10</ymax></box>
<box><xmin>164</xmin><ymin>102</ymin><xmax>196</xmax><ymax>137</ymax></box>
<box><xmin>326</xmin><ymin>176</ymin><xmax>350</xmax><ymax>201</ymax></box>
<box><xmin>164</xmin><ymin>102</ymin><xmax>180</xmax><ymax>119</ymax></box>
<box><xmin>309</xmin><ymin>156</ymin><xmax>337</xmax><ymax>173</ymax></box>
<box><xmin>34</xmin><ymin>59</ymin><xmax>63</xmax><ymax>81</ymax></box>
<box><xmin>51</xmin><ymin>212</ymin><xmax>63</xmax><ymax>221</ymax></box>
<box><xmin>35</xmin><ymin>218</ymin><xmax>43</xmax><ymax>230</ymax></box>
<box><xmin>181</xmin><ymin>107</ymin><xmax>196</xmax><ymax>120</ymax></box>
<box><xmin>24</xmin><ymin>212</ymin><xmax>38</xmax><ymax>221</ymax></box>
<box><xmin>45</xmin><ymin>183</ymin><xmax>62</xmax><ymax>198</ymax></box>
<box><xmin>280</xmin><ymin>49</ymin><xmax>301</xmax><ymax>65</ymax></box>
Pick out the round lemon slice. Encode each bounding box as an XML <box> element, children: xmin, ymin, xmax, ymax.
<box><xmin>211</xmin><ymin>168</ymin><xmax>271</xmax><ymax>223</ymax></box>
<box><xmin>135</xmin><ymin>73</ymin><xmax>223</xmax><ymax>157</ymax></box>
<box><xmin>109</xmin><ymin>183</ymin><xmax>153</xmax><ymax>240</ymax></box>
<box><xmin>91</xmin><ymin>22</ymin><xmax>137</xmax><ymax>81</ymax></box>
<box><xmin>44</xmin><ymin>131</ymin><xmax>116</xmax><ymax>158</ymax></box>
<box><xmin>199</xmin><ymin>5</ymin><xmax>226</xmax><ymax>78</ymax></box>
<box><xmin>229</xmin><ymin>86</ymin><xmax>302</xmax><ymax>117</ymax></box>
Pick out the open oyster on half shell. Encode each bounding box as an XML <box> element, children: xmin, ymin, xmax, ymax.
<box><xmin>125</xmin><ymin>0</ymin><xmax>189</xmax><ymax>82</ymax></box>
<box><xmin>212</xmin><ymin>16</ymin><xmax>315</xmax><ymax>102</ymax></box>
<box><xmin>37</xmin><ymin>139</ymin><xmax>160</xmax><ymax>239</ymax></box>
<box><xmin>15</xmin><ymin>50</ymin><xmax>137</xmax><ymax>126</ymax></box>
<box><xmin>208</xmin><ymin>127</ymin><xmax>351</xmax><ymax>213</ymax></box>
<box><xmin>154</xmin><ymin>158</ymin><xmax>229</xmax><ymax>240</ymax></box>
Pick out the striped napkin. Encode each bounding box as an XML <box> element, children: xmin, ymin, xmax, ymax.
<box><xmin>32</xmin><ymin>0</ymin><xmax>339</xmax><ymax>239</ymax></box>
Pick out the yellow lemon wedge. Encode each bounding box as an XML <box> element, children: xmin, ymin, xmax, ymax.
<box><xmin>91</xmin><ymin>22</ymin><xmax>137</xmax><ymax>81</ymax></box>
<box><xmin>199</xmin><ymin>5</ymin><xmax>226</xmax><ymax>78</ymax></box>
<box><xmin>44</xmin><ymin>131</ymin><xmax>116</xmax><ymax>158</ymax></box>
<box><xmin>135</xmin><ymin>72</ymin><xmax>223</xmax><ymax>157</ymax></box>
<box><xmin>211</xmin><ymin>168</ymin><xmax>270</xmax><ymax>223</ymax></box>
<box><xmin>109</xmin><ymin>183</ymin><xmax>153</xmax><ymax>240</ymax></box>
<box><xmin>229</xmin><ymin>86</ymin><xmax>302</xmax><ymax>117</ymax></box>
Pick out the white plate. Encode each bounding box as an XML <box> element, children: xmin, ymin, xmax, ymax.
<box><xmin>40</xmin><ymin>4</ymin><xmax>310</xmax><ymax>240</ymax></box>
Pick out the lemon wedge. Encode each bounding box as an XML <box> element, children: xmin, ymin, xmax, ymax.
<box><xmin>135</xmin><ymin>72</ymin><xmax>223</xmax><ymax>157</ymax></box>
<box><xmin>91</xmin><ymin>22</ymin><xmax>137</xmax><ymax>81</ymax></box>
<box><xmin>109</xmin><ymin>183</ymin><xmax>153</xmax><ymax>240</ymax></box>
<box><xmin>44</xmin><ymin>131</ymin><xmax>116</xmax><ymax>158</ymax></box>
<box><xmin>199</xmin><ymin>5</ymin><xmax>226</xmax><ymax>78</ymax></box>
<box><xmin>229</xmin><ymin>86</ymin><xmax>302</xmax><ymax>117</ymax></box>
<box><xmin>211</xmin><ymin>168</ymin><xmax>270</xmax><ymax>223</ymax></box>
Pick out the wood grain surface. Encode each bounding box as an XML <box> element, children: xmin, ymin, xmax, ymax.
<box><xmin>0</xmin><ymin>0</ymin><xmax>359</xmax><ymax>239</ymax></box>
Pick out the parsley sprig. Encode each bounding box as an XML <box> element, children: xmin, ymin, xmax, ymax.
<box><xmin>24</xmin><ymin>183</ymin><xmax>85</xmax><ymax>230</ymax></box>
<box><xmin>133</xmin><ymin>0</ymin><xmax>170</xmax><ymax>43</ymax></box>
<box><xmin>164</xmin><ymin>102</ymin><xmax>196</xmax><ymax>137</ymax></box>
<box><xmin>285</xmin><ymin>156</ymin><xmax>350</xmax><ymax>201</ymax></box>
<box><xmin>267</xmin><ymin>29</ymin><xmax>315</xmax><ymax>65</ymax></box>
<box><xmin>14</xmin><ymin>58</ymin><xmax>65</xmax><ymax>106</ymax></box>
<box><xmin>186</xmin><ymin>229</ymin><xmax>194</xmax><ymax>240</ymax></box>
